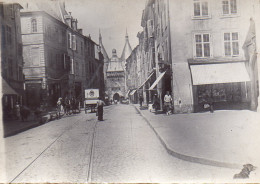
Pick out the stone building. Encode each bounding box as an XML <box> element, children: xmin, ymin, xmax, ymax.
<box><xmin>20</xmin><ymin>0</ymin><xmax>104</xmax><ymax>108</ymax></box>
<box><xmin>20</xmin><ymin>1</ymin><xmax>69</xmax><ymax>108</ymax></box>
<box><xmin>126</xmin><ymin>0</ymin><xmax>260</xmax><ymax>113</ymax></box>
<box><xmin>167</xmin><ymin>0</ymin><xmax>259</xmax><ymax>113</ymax></box>
<box><xmin>1</xmin><ymin>2</ymin><xmax>25</xmax><ymax>119</ymax></box>
<box><xmin>100</xmin><ymin>31</ymin><xmax>132</xmax><ymax>102</ymax></box>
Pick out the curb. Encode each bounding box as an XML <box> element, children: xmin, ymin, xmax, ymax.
<box><xmin>133</xmin><ymin>105</ymin><xmax>241</xmax><ymax>170</ymax></box>
<box><xmin>4</xmin><ymin>122</ymin><xmax>42</xmax><ymax>138</ymax></box>
<box><xmin>4</xmin><ymin>116</ymin><xmax>50</xmax><ymax>138</ymax></box>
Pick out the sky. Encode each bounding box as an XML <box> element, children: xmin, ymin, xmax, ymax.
<box><xmin>65</xmin><ymin>0</ymin><xmax>145</xmax><ymax>58</ymax></box>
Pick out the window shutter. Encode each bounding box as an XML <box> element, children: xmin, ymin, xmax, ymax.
<box><xmin>210</xmin><ymin>34</ymin><xmax>213</xmax><ymax>57</ymax></box>
<box><xmin>72</xmin><ymin>35</ymin><xmax>76</xmax><ymax>50</ymax></box>
<box><xmin>70</xmin><ymin>59</ymin><xmax>74</xmax><ymax>74</ymax></box>
<box><xmin>147</xmin><ymin>20</ymin><xmax>154</xmax><ymax>38</ymax></box>
<box><xmin>69</xmin><ymin>33</ymin><xmax>72</xmax><ymax>48</ymax></box>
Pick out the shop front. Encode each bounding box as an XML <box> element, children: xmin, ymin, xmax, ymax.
<box><xmin>190</xmin><ymin>62</ymin><xmax>251</xmax><ymax>112</ymax></box>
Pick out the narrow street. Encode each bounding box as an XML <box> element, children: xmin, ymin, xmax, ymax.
<box><xmin>2</xmin><ymin>104</ymin><xmax>239</xmax><ymax>183</ymax></box>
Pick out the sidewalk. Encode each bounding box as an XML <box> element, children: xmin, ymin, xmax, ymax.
<box><xmin>3</xmin><ymin>108</ymin><xmax>85</xmax><ymax>138</ymax></box>
<box><xmin>133</xmin><ymin>104</ymin><xmax>260</xmax><ymax>170</ymax></box>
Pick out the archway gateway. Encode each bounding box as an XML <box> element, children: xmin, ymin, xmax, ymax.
<box><xmin>113</xmin><ymin>93</ymin><xmax>120</xmax><ymax>101</ymax></box>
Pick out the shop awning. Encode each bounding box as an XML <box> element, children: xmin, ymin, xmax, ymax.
<box><xmin>1</xmin><ymin>78</ymin><xmax>19</xmax><ymax>95</ymax></box>
<box><xmin>149</xmin><ymin>71</ymin><xmax>166</xmax><ymax>90</ymax></box>
<box><xmin>130</xmin><ymin>89</ymin><xmax>137</xmax><ymax>96</ymax></box>
<box><xmin>126</xmin><ymin>90</ymin><xmax>131</xmax><ymax>96</ymax></box>
<box><xmin>190</xmin><ymin>62</ymin><xmax>250</xmax><ymax>85</ymax></box>
<box><xmin>137</xmin><ymin>71</ymin><xmax>155</xmax><ymax>89</ymax></box>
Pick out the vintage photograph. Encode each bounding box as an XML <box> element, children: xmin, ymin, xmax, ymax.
<box><xmin>1</xmin><ymin>0</ymin><xmax>260</xmax><ymax>182</ymax></box>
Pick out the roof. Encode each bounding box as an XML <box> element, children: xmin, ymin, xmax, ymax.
<box><xmin>107</xmin><ymin>50</ymin><xmax>124</xmax><ymax>72</ymax></box>
<box><xmin>20</xmin><ymin>0</ymin><xmax>68</xmax><ymax>24</ymax></box>
<box><xmin>121</xmin><ymin>31</ymin><xmax>132</xmax><ymax>60</ymax></box>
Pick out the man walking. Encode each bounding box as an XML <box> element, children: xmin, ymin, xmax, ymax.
<box><xmin>164</xmin><ymin>91</ymin><xmax>172</xmax><ymax>115</ymax></box>
<box><xmin>96</xmin><ymin>97</ymin><xmax>105</xmax><ymax>121</ymax></box>
<box><xmin>139</xmin><ymin>95</ymin><xmax>144</xmax><ymax>107</ymax></box>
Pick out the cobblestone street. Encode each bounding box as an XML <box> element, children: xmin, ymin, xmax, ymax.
<box><xmin>1</xmin><ymin>104</ymin><xmax>244</xmax><ymax>183</ymax></box>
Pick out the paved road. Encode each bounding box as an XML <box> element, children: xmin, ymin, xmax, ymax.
<box><xmin>1</xmin><ymin>104</ymin><xmax>239</xmax><ymax>183</ymax></box>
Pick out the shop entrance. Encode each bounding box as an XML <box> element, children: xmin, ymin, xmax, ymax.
<box><xmin>195</xmin><ymin>82</ymin><xmax>249</xmax><ymax>111</ymax></box>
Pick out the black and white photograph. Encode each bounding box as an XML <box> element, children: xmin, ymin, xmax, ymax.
<box><xmin>1</xmin><ymin>0</ymin><xmax>260</xmax><ymax>182</ymax></box>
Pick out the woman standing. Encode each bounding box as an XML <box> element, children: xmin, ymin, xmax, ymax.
<box><xmin>96</xmin><ymin>97</ymin><xmax>105</xmax><ymax>121</ymax></box>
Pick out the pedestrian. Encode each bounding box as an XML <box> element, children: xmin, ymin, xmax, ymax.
<box><xmin>152</xmin><ymin>94</ymin><xmax>160</xmax><ymax>114</ymax></box>
<box><xmin>164</xmin><ymin>91</ymin><xmax>172</xmax><ymax>115</ymax></box>
<box><xmin>56</xmin><ymin>97</ymin><xmax>62</xmax><ymax>119</ymax></box>
<box><xmin>96</xmin><ymin>97</ymin><xmax>105</xmax><ymax>121</ymax></box>
<box><xmin>15</xmin><ymin>102</ymin><xmax>21</xmax><ymax>120</ymax></box>
<box><xmin>139</xmin><ymin>95</ymin><xmax>143</xmax><ymax>107</ymax></box>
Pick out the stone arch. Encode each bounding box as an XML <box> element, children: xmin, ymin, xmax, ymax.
<box><xmin>113</xmin><ymin>93</ymin><xmax>120</xmax><ymax>101</ymax></box>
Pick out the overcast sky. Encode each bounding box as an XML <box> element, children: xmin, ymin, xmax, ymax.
<box><xmin>65</xmin><ymin>0</ymin><xmax>145</xmax><ymax>58</ymax></box>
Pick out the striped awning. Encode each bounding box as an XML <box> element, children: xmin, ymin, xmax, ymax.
<box><xmin>1</xmin><ymin>78</ymin><xmax>19</xmax><ymax>95</ymax></box>
<box><xmin>138</xmin><ymin>71</ymin><xmax>155</xmax><ymax>89</ymax></box>
<box><xmin>129</xmin><ymin>89</ymin><xmax>137</xmax><ymax>96</ymax></box>
<box><xmin>190</xmin><ymin>62</ymin><xmax>250</xmax><ymax>85</ymax></box>
<box><xmin>149</xmin><ymin>71</ymin><xmax>166</xmax><ymax>90</ymax></box>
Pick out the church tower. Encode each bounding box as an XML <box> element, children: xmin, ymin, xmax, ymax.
<box><xmin>121</xmin><ymin>29</ymin><xmax>133</xmax><ymax>61</ymax></box>
<box><xmin>102</xmin><ymin>29</ymin><xmax>133</xmax><ymax>102</ymax></box>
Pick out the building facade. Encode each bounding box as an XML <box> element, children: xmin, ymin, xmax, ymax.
<box><xmin>20</xmin><ymin>0</ymin><xmax>104</xmax><ymax>108</ymax></box>
<box><xmin>126</xmin><ymin>0</ymin><xmax>260</xmax><ymax>113</ymax></box>
<box><xmin>1</xmin><ymin>2</ymin><xmax>25</xmax><ymax>119</ymax></box>
<box><xmin>169</xmin><ymin>0</ymin><xmax>259</xmax><ymax>113</ymax></box>
<box><xmin>100</xmin><ymin>32</ymin><xmax>132</xmax><ymax>102</ymax></box>
<box><xmin>21</xmin><ymin>6</ymin><xmax>69</xmax><ymax>108</ymax></box>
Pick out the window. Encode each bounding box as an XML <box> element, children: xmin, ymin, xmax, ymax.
<box><xmin>193</xmin><ymin>0</ymin><xmax>209</xmax><ymax>17</ymax></box>
<box><xmin>72</xmin><ymin>35</ymin><xmax>77</xmax><ymax>51</ymax></box>
<box><xmin>224</xmin><ymin>32</ymin><xmax>239</xmax><ymax>56</ymax></box>
<box><xmin>6</xmin><ymin>26</ymin><xmax>12</xmax><ymax>45</ymax></box>
<box><xmin>2</xmin><ymin>25</ymin><xmax>6</xmax><ymax>47</ymax></box>
<box><xmin>81</xmin><ymin>41</ymin><xmax>83</xmax><ymax>54</ymax></box>
<box><xmin>31</xmin><ymin>47</ymin><xmax>40</xmax><ymax>66</ymax></box>
<box><xmin>8</xmin><ymin>59</ymin><xmax>13</xmax><ymax>77</ymax></box>
<box><xmin>194</xmin><ymin>33</ymin><xmax>211</xmax><ymax>58</ymax></box>
<box><xmin>9</xmin><ymin>4</ymin><xmax>14</xmax><ymax>18</ymax></box>
<box><xmin>147</xmin><ymin>19</ymin><xmax>154</xmax><ymax>38</ymax></box>
<box><xmin>70</xmin><ymin>59</ymin><xmax>74</xmax><ymax>74</ymax></box>
<box><xmin>31</xmin><ymin>18</ymin><xmax>37</xmax><ymax>32</ymax></box>
<box><xmin>222</xmin><ymin>0</ymin><xmax>237</xmax><ymax>15</ymax></box>
<box><xmin>0</xmin><ymin>4</ymin><xmax>4</xmax><ymax>17</ymax></box>
<box><xmin>68</xmin><ymin>33</ymin><xmax>72</xmax><ymax>48</ymax></box>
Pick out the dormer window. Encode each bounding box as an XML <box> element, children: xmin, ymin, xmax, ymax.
<box><xmin>31</xmin><ymin>18</ymin><xmax>37</xmax><ymax>33</ymax></box>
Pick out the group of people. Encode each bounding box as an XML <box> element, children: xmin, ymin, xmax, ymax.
<box><xmin>14</xmin><ymin>102</ymin><xmax>31</xmax><ymax>121</ymax></box>
<box><xmin>140</xmin><ymin>91</ymin><xmax>173</xmax><ymax>115</ymax></box>
<box><xmin>56</xmin><ymin>96</ymin><xmax>81</xmax><ymax>118</ymax></box>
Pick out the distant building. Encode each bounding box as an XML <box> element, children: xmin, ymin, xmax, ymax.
<box><xmin>1</xmin><ymin>2</ymin><xmax>24</xmax><ymax>119</ymax></box>
<box><xmin>84</xmin><ymin>36</ymin><xmax>105</xmax><ymax>98</ymax></box>
<box><xmin>100</xmin><ymin>31</ymin><xmax>132</xmax><ymax>102</ymax></box>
